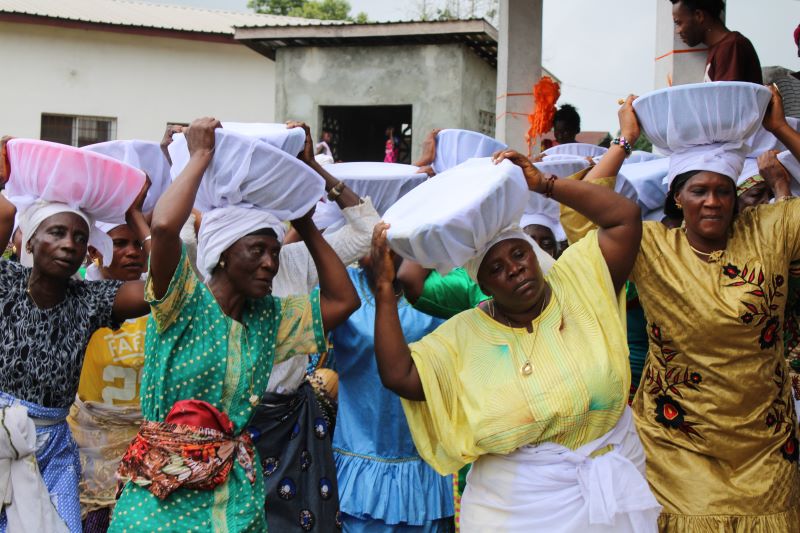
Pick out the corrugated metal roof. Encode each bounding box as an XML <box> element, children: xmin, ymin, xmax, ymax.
<box><xmin>0</xmin><ymin>0</ymin><xmax>346</xmax><ymax>35</ymax></box>
<box><xmin>235</xmin><ymin>16</ymin><xmax>487</xmax><ymax>30</ymax></box>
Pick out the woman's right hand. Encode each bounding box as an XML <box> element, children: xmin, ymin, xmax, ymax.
<box><xmin>371</xmin><ymin>222</ymin><xmax>396</xmax><ymax>288</ymax></box>
<box><xmin>185</xmin><ymin>117</ymin><xmax>220</xmax><ymax>159</ymax></box>
<box><xmin>492</xmin><ymin>149</ymin><xmax>544</xmax><ymax>193</ymax></box>
<box><xmin>758</xmin><ymin>150</ymin><xmax>792</xmax><ymax>199</ymax></box>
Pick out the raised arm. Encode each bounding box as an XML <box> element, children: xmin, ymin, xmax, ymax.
<box><xmin>290</xmin><ymin>211</ymin><xmax>360</xmax><ymax>333</ymax></box>
<box><xmin>397</xmin><ymin>260</ymin><xmax>429</xmax><ymax>305</ymax></box>
<box><xmin>413</xmin><ymin>128</ymin><xmax>441</xmax><ymax>168</ymax></box>
<box><xmin>0</xmin><ymin>192</ymin><xmax>15</xmax><ymax>254</ymax></box>
<box><xmin>583</xmin><ymin>95</ymin><xmax>639</xmax><ymax>183</ymax></box>
<box><xmin>494</xmin><ymin>149</ymin><xmax>642</xmax><ymax>293</ymax></box>
<box><xmin>149</xmin><ymin>117</ymin><xmax>219</xmax><ymax>299</ymax></box>
<box><xmin>0</xmin><ymin>136</ymin><xmax>15</xmax><ymax>252</ymax></box>
<box><xmin>764</xmin><ymin>84</ymin><xmax>800</xmax><ymax>167</ymax></box>
<box><xmin>372</xmin><ymin>222</ymin><xmax>425</xmax><ymax>400</ymax></box>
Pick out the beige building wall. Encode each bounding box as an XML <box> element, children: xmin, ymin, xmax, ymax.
<box><xmin>0</xmin><ymin>21</ymin><xmax>276</xmax><ymax>141</ymax></box>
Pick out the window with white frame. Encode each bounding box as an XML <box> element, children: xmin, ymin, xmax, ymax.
<box><xmin>40</xmin><ymin>113</ymin><xmax>117</xmax><ymax>147</ymax></box>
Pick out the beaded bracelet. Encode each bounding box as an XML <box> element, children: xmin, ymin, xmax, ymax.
<box><xmin>612</xmin><ymin>136</ymin><xmax>633</xmax><ymax>157</ymax></box>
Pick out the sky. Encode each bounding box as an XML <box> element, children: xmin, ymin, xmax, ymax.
<box><xmin>148</xmin><ymin>0</ymin><xmax>799</xmax><ymax>133</ymax></box>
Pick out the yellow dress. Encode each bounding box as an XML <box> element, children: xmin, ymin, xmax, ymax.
<box><xmin>560</xmin><ymin>173</ymin><xmax>800</xmax><ymax>531</ymax></box>
<box><xmin>401</xmin><ymin>231</ymin><xmax>630</xmax><ymax>475</ymax></box>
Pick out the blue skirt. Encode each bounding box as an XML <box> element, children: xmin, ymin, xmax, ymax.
<box><xmin>0</xmin><ymin>391</ymin><xmax>80</xmax><ymax>533</ymax></box>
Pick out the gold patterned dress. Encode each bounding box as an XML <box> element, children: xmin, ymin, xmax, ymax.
<box><xmin>629</xmin><ymin>199</ymin><xmax>800</xmax><ymax>531</ymax></box>
<box><xmin>560</xmin><ymin>172</ymin><xmax>800</xmax><ymax>530</ymax></box>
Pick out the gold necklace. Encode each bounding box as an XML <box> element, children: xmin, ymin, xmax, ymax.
<box><xmin>229</xmin><ymin>318</ymin><xmax>259</xmax><ymax>407</ymax></box>
<box><xmin>489</xmin><ymin>292</ymin><xmax>549</xmax><ymax>376</ymax></box>
<box><xmin>683</xmin><ymin>230</ymin><xmax>725</xmax><ymax>261</ymax></box>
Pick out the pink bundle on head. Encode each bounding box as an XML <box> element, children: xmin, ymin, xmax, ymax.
<box><xmin>5</xmin><ymin>139</ymin><xmax>145</xmax><ymax>224</ymax></box>
<box><xmin>4</xmin><ymin>139</ymin><xmax>145</xmax><ymax>267</ymax></box>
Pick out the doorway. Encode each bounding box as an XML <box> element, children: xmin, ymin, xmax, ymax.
<box><xmin>321</xmin><ymin>105</ymin><xmax>412</xmax><ymax>163</ymax></box>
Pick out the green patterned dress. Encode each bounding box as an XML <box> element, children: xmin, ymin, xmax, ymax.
<box><xmin>109</xmin><ymin>247</ymin><xmax>327</xmax><ymax>532</ymax></box>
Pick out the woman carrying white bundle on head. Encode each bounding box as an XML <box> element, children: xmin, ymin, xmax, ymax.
<box><xmin>563</xmin><ymin>84</ymin><xmax>800</xmax><ymax>530</ymax></box>
<box><xmin>109</xmin><ymin>118</ymin><xmax>360</xmax><ymax>532</ymax></box>
<box><xmin>370</xmin><ymin>138</ymin><xmax>660</xmax><ymax>531</ymax></box>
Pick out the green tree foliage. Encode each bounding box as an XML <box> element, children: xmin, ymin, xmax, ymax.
<box><xmin>249</xmin><ymin>0</ymin><xmax>368</xmax><ymax>22</ymax></box>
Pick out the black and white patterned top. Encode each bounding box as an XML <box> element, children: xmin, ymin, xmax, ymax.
<box><xmin>0</xmin><ymin>259</ymin><xmax>122</xmax><ymax>409</ymax></box>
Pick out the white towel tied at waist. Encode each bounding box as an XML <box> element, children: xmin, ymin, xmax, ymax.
<box><xmin>0</xmin><ymin>405</ymin><xmax>69</xmax><ymax>533</ymax></box>
<box><xmin>461</xmin><ymin>407</ymin><xmax>661</xmax><ymax>533</ymax></box>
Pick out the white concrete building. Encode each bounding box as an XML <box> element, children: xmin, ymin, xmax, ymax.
<box><xmin>0</xmin><ymin>0</ymin><xmax>335</xmax><ymax>145</ymax></box>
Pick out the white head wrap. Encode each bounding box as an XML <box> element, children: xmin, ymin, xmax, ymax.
<box><xmin>463</xmin><ymin>225</ymin><xmax>554</xmax><ymax>283</ymax></box>
<box><xmin>520</xmin><ymin>213</ymin><xmax>565</xmax><ymax>242</ymax></box>
<box><xmin>432</xmin><ymin>129</ymin><xmax>507</xmax><ymax>174</ymax></box>
<box><xmin>19</xmin><ymin>200</ymin><xmax>112</xmax><ymax>268</ymax></box>
<box><xmin>666</xmin><ymin>142</ymin><xmax>749</xmax><ymax>186</ymax></box>
<box><xmin>196</xmin><ymin>205</ymin><xmax>286</xmax><ymax>283</ymax></box>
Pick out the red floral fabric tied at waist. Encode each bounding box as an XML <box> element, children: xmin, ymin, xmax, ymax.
<box><xmin>116</xmin><ymin>400</ymin><xmax>256</xmax><ymax>500</ymax></box>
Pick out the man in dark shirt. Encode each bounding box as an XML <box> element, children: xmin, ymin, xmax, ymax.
<box><xmin>670</xmin><ymin>0</ymin><xmax>763</xmax><ymax>84</ymax></box>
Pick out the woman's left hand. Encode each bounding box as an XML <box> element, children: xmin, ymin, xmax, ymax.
<box><xmin>492</xmin><ymin>149</ymin><xmax>544</xmax><ymax>193</ymax></box>
<box><xmin>371</xmin><ymin>222</ymin><xmax>396</xmax><ymax>288</ymax></box>
<box><xmin>763</xmin><ymin>84</ymin><xmax>787</xmax><ymax>134</ymax></box>
<box><xmin>128</xmin><ymin>174</ymin><xmax>152</xmax><ymax>214</ymax></box>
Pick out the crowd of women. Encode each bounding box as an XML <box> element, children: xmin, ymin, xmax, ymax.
<box><xmin>0</xmin><ymin>77</ymin><xmax>799</xmax><ymax>533</ymax></box>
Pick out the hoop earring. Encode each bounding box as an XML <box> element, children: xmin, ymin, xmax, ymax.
<box><xmin>675</xmin><ymin>202</ymin><xmax>683</xmax><ymax>210</ymax></box>
<box><xmin>93</xmin><ymin>257</ymin><xmax>101</xmax><ymax>267</ymax></box>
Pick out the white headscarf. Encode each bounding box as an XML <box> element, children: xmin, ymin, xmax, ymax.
<box><xmin>196</xmin><ymin>205</ymin><xmax>286</xmax><ymax>283</ymax></box>
<box><xmin>19</xmin><ymin>200</ymin><xmax>112</xmax><ymax>269</ymax></box>
<box><xmin>667</xmin><ymin>142</ymin><xmax>749</xmax><ymax>186</ymax></box>
<box><xmin>464</xmin><ymin>225</ymin><xmax>555</xmax><ymax>283</ymax></box>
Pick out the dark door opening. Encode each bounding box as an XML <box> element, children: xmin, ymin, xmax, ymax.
<box><xmin>321</xmin><ymin>105</ymin><xmax>412</xmax><ymax>163</ymax></box>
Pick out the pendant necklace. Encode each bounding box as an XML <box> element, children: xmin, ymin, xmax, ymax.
<box><xmin>489</xmin><ymin>292</ymin><xmax>548</xmax><ymax>376</ymax></box>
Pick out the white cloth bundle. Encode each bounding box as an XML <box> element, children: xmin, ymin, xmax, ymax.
<box><xmin>744</xmin><ymin>117</ymin><xmax>799</xmax><ymax>158</ymax></box>
<box><xmin>221</xmin><ymin>122</ymin><xmax>306</xmax><ymax>157</ymax></box>
<box><xmin>18</xmin><ymin>201</ymin><xmax>112</xmax><ymax>268</ymax></box>
<box><xmin>168</xmin><ymin>129</ymin><xmax>324</xmax><ymax>214</ymax></box>
<box><xmin>385</xmin><ymin>158</ymin><xmax>540</xmax><ymax>274</ymax></box>
<box><xmin>196</xmin><ymin>205</ymin><xmax>286</xmax><ymax>283</ymax></box>
<box><xmin>460</xmin><ymin>407</ymin><xmax>660</xmax><ymax>532</ymax></box>
<box><xmin>633</xmin><ymin>82</ymin><xmax>771</xmax><ymax>154</ymax></box>
<box><xmin>324</xmin><ymin>162</ymin><xmax>427</xmax><ymax>216</ymax></box>
<box><xmin>633</xmin><ymin>82</ymin><xmax>771</xmax><ymax>185</ymax></box>
<box><xmin>623</xmin><ymin>151</ymin><xmax>664</xmax><ymax>164</ymax></box>
<box><xmin>5</xmin><ymin>139</ymin><xmax>145</xmax><ymax>226</ymax></box>
<box><xmin>0</xmin><ymin>406</ymin><xmax>69</xmax><ymax>533</ymax></box>
<box><xmin>83</xmin><ymin>140</ymin><xmax>170</xmax><ymax>213</ymax></box>
<box><xmin>543</xmin><ymin>143</ymin><xmax>607</xmax><ymax>158</ymax></box>
<box><xmin>777</xmin><ymin>150</ymin><xmax>800</xmax><ymax>196</ymax></box>
<box><xmin>432</xmin><ymin>129</ymin><xmax>507</xmax><ymax>174</ymax></box>
<box><xmin>534</xmin><ymin>157</ymin><xmax>591</xmax><ymax>179</ymax></box>
<box><xmin>617</xmin><ymin>157</ymin><xmax>670</xmax><ymax>213</ymax></box>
